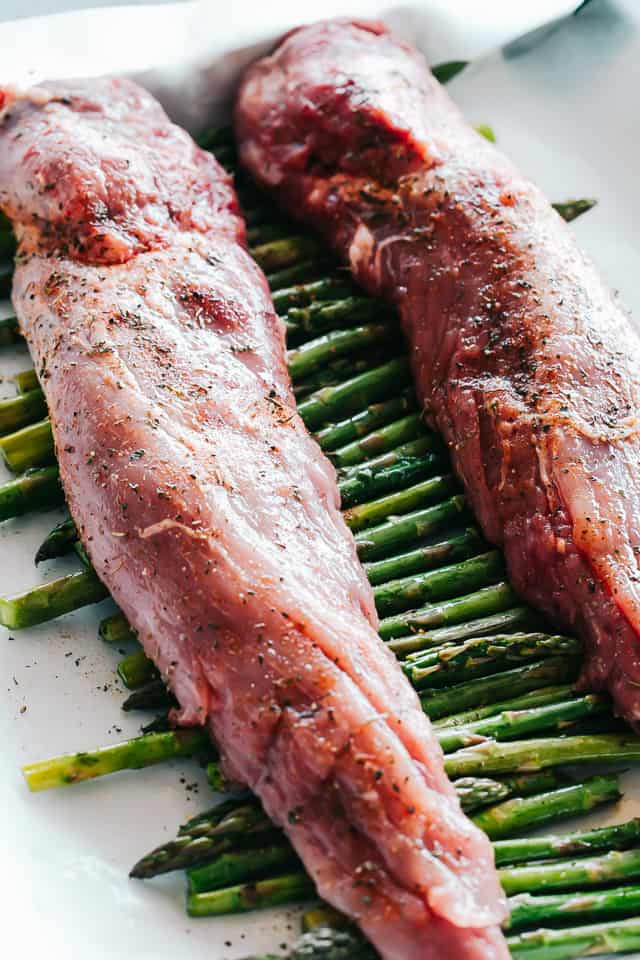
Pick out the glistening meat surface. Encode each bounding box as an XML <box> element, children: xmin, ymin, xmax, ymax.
<box><xmin>0</xmin><ymin>79</ymin><xmax>508</xmax><ymax>960</ymax></box>
<box><xmin>236</xmin><ymin>18</ymin><xmax>640</xmax><ymax>727</ymax></box>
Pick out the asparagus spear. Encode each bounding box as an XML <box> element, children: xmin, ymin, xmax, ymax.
<box><xmin>0</xmin><ymin>568</ymin><xmax>108</xmax><ymax>629</ymax></box>
<box><xmin>431</xmin><ymin>60</ymin><xmax>468</xmax><ymax>83</ymax></box>
<box><xmin>197</xmin><ymin>124</ymin><xmax>233</xmax><ymax>150</ymax></box>
<box><xmin>494</xmin><ymin>818</ymin><xmax>640</xmax><ymax>867</ymax></box>
<box><xmin>22</xmin><ymin>728</ymin><xmax>210</xmax><ymax>791</ymax></box>
<box><xmin>437</xmin><ymin>693</ymin><xmax>608</xmax><ymax>752</ymax></box>
<box><xmin>246</xmin><ymin>222</ymin><xmax>294</xmax><ymax>247</ymax></box>
<box><xmin>500</xmin><ymin>846</ymin><xmax>640</xmax><ymax>897</ymax></box>
<box><xmin>374</xmin><ymin>550</ymin><xmax>503</xmax><ymax>617</ymax></box>
<box><xmin>340</xmin><ymin>435</ymin><xmax>436</xmax><ymax>477</ymax></box>
<box><xmin>180</xmin><ymin>798</ymin><xmax>268</xmax><ymax>838</ymax></box>
<box><xmin>117</xmin><ymin>649</ymin><xmax>158</xmax><ymax>689</ymax></box>
<box><xmin>252</xmin><ymin>235</ymin><xmax>324</xmax><ymax>273</ymax></box>
<box><xmin>0</xmin><ymin>466</ymin><xmax>63</xmax><ymax>522</ymax></box>
<box><xmin>0</xmin><ymin>418</ymin><xmax>54</xmax><ymax>472</ymax></box>
<box><xmin>388</xmin><ymin>604</ymin><xmax>542</xmax><ymax>656</ymax></box>
<box><xmin>287</xmin><ymin>323</ymin><xmax>393</xmax><ymax>381</ymax></box>
<box><xmin>380</xmin><ymin>581</ymin><xmax>518</xmax><ymax>642</ymax></box>
<box><xmin>405</xmin><ymin>632</ymin><xmax>581</xmax><ymax>691</ymax></box>
<box><xmin>122</xmin><ymin>679</ymin><xmax>176</xmax><ymax>712</ymax></box>
<box><xmin>337</xmin><ymin>451</ymin><xmax>446</xmax><ymax>509</ymax></box>
<box><xmin>187</xmin><ymin>871</ymin><xmax>315</xmax><ymax>917</ymax></box>
<box><xmin>552</xmin><ymin>198</ymin><xmax>597</xmax><ymax>222</ymax></box>
<box><xmin>445</xmin><ymin>733</ymin><xmax>640</xmax><ymax>778</ymax></box>
<box><xmin>14</xmin><ymin>368</ymin><xmax>39</xmax><ymax>394</ymax></box>
<box><xmin>294</xmin><ymin>348</ymin><xmax>394</xmax><ymax>399</ymax></box>
<box><xmin>354</xmin><ymin>490</ymin><xmax>465</xmax><ymax>562</ymax></box>
<box><xmin>273</xmin><ymin>276</ymin><xmax>354</xmax><ymax>314</ymax></box>
<box><xmin>0</xmin><ymin>260</ymin><xmax>12</xmax><ymax>298</ymax></box>
<box><xmin>35</xmin><ymin>517</ymin><xmax>77</xmax><ymax>563</ymax></box>
<box><xmin>298</xmin><ymin>357</ymin><xmax>411</xmax><ymax>430</ymax></box>
<box><xmin>99</xmin><ymin>611</ymin><xmax>137</xmax><ymax>645</ymax></box>
<box><xmin>187</xmin><ymin>843</ymin><xmax>299</xmax><ymax>893</ymax></box>
<box><xmin>507</xmin><ymin>917</ymin><xmax>640</xmax><ymax>960</ymax></box>
<box><xmin>364</xmin><ymin>527</ymin><xmax>485</xmax><ymax>586</ymax></box>
<box><xmin>473</xmin><ymin>774</ymin><xmax>620</xmax><ymax>840</ymax></box>
<box><xmin>0</xmin><ymin>389</ymin><xmax>46</xmax><ymax>436</ymax></box>
<box><xmin>287</xmin><ymin>297</ymin><xmax>389</xmax><ymax>341</ymax></box>
<box><xmin>507</xmin><ymin>885</ymin><xmax>640</xmax><ymax>933</ymax></box>
<box><xmin>433</xmin><ymin>685</ymin><xmax>576</xmax><ymax>728</ymax></box>
<box><xmin>267</xmin><ymin>258</ymin><xmax>336</xmax><ymax>291</ymax></box>
<box><xmin>348</xmin><ymin>476</ymin><xmax>461</xmax><ymax>535</ymax></box>
<box><xmin>0</xmin><ymin>315</ymin><xmax>20</xmax><ymax>346</ymax></box>
<box><xmin>421</xmin><ymin>657</ymin><xmax>579</xmax><ymax>721</ymax></box>
<box><xmin>315</xmin><ymin>392</ymin><xmax>416</xmax><ymax>452</ymax></box>
<box><xmin>330</xmin><ymin>413</ymin><xmax>426</xmax><ymax>468</ymax></box>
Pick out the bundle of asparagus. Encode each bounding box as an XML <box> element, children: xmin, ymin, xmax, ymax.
<box><xmin>3</xmin><ymin>121</ymin><xmax>636</xmax><ymax>960</ymax></box>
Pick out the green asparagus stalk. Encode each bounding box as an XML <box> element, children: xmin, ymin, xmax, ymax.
<box><xmin>287</xmin><ymin>323</ymin><xmax>393</xmax><ymax>381</ymax></box>
<box><xmin>0</xmin><ymin>568</ymin><xmax>108</xmax><ymax>629</ymax></box>
<box><xmin>315</xmin><ymin>392</ymin><xmax>416</xmax><ymax>452</ymax></box>
<box><xmin>0</xmin><ymin>466</ymin><xmax>63</xmax><ymax>522</ymax></box>
<box><xmin>14</xmin><ymin>368</ymin><xmax>39</xmax><ymax>394</ymax></box>
<box><xmin>267</xmin><ymin>258</ymin><xmax>335</xmax><ymax>291</ymax></box>
<box><xmin>287</xmin><ymin>297</ymin><xmax>389</xmax><ymax>341</ymax></box>
<box><xmin>273</xmin><ymin>276</ymin><xmax>354</xmax><ymax>314</ymax></box>
<box><xmin>500</xmin><ymin>845</ymin><xmax>640</xmax><ymax>897</ymax></box>
<box><xmin>494</xmin><ymin>818</ymin><xmax>640</xmax><ymax>867</ymax></box>
<box><xmin>180</xmin><ymin>798</ymin><xmax>267</xmax><ymax>838</ymax></box>
<box><xmin>294</xmin><ymin>348</ymin><xmax>394</xmax><ymax>399</ymax></box>
<box><xmin>380</xmin><ymin>581</ymin><xmax>518</xmax><ymax>642</ymax></box>
<box><xmin>23</xmin><ymin>728</ymin><xmax>210</xmax><ymax>791</ymax></box>
<box><xmin>473</xmin><ymin>774</ymin><xmax>620</xmax><ymax>840</ymax></box>
<box><xmin>445</xmin><ymin>733</ymin><xmax>640</xmax><ymax>778</ymax></box>
<box><xmin>507</xmin><ymin>884</ymin><xmax>640</xmax><ymax>933</ymax></box>
<box><xmin>0</xmin><ymin>315</ymin><xmax>20</xmax><ymax>346</ymax></box>
<box><xmin>0</xmin><ymin>260</ymin><xmax>13</xmax><ymax>297</ymax></box>
<box><xmin>298</xmin><ymin>357</ymin><xmax>411</xmax><ymax>430</ymax></box>
<box><xmin>405</xmin><ymin>632</ymin><xmax>581</xmax><ymax>691</ymax></box>
<box><xmin>187</xmin><ymin>871</ymin><xmax>315</xmax><ymax>918</ymax></box>
<box><xmin>431</xmin><ymin>60</ymin><xmax>468</xmax><ymax>83</ymax></box>
<box><xmin>337</xmin><ymin>451</ymin><xmax>446</xmax><ymax>509</ymax></box>
<box><xmin>0</xmin><ymin>418</ymin><xmax>54</xmax><ymax>472</ymax></box>
<box><xmin>454</xmin><ymin>776</ymin><xmax>511</xmax><ymax>811</ymax></box>
<box><xmin>330</xmin><ymin>414</ymin><xmax>425</xmax><ymax>468</ymax></box>
<box><xmin>507</xmin><ymin>917</ymin><xmax>640</xmax><ymax>960</ymax></box>
<box><xmin>0</xmin><ymin>389</ymin><xmax>46</xmax><ymax>436</ymax></box>
<box><xmin>122</xmin><ymin>679</ymin><xmax>176</xmax><ymax>713</ymax></box>
<box><xmin>354</xmin><ymin>490</ymin><xmax>465</xmax><ymax>562</ymax></box>
<box><xmin>433</xmin><ymin>685</ymin><xmax>576</xmax><ymax>728</ymax></box>
<box><xmin>364</xmin><ymin>527</ymin><xmax>485</xmax><ymax>586</ymax></box>
<box><xmin>117</xmin><ymin>648</ymin><xmax>158</xmax><ymax>689</ymax></box>
<box><xmin>374</xmin><ymin>550</ymin><xmax>503</xmax><ymax>617</ymax></box>
<box><xmin>187</xmin><ymin>843</ymin><xmax>299</xmax><ymax>894</ymax></box>
<box><xmin>340</xmin><ymin>435</ymin><xmax>436</xmax><ymax>477</ymax></box>
<box><xmin>347</xmin><ymin>475</ymin><xmax>460</xmax><ymax>535</ymax></box>
<box><xmin>388</xmin><ymin>605</ymin><xmax>542</xmax><ymax>656</ymax></box>
<box><xmin>197</xmin><ymin>124</ymin><xmax>233</xmax><ymax>150</ymax></box>
<box><xmin>98</xmin><ymin>611</ymin><xmax>137</xmax><ymax>645</ymax></box>
<box><xmin>437</xmin><ymin>693</ymin><xmax>608</xmax><ymax>752</ymax></box>
<box><xmin>35</xmin><ymin>517</ymin><xmax>78</xmax><ymax>563</ymax></box>
<box><xmin>421</xmin><ymin>657</ymin><xmax>579</xmax><ymax>721</ymax></box>
<box><xmin>246</xmin><ymin>222</ymin><xmax>294</xmax><ymax>247</ymax></box>
<box><xmin>252</xmin><ymin>235</ymin><xmax>324</xmax><ymax>273</ymax></box>
<box><xmin>553</xmin><ymin>198</ymin><xmax>597</xmax><ymax>222</ymax></box>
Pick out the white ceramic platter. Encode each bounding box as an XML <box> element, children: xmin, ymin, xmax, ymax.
<box><xmin>1</xmin><ymin>2</ymin><xmax>639</xmax><ymax>958</ymax></box>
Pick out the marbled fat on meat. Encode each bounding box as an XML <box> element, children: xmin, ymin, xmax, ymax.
<box><xmin>0</xmin><ymin>78</ymin><xmax>508</xmax><ymax>960</ymax></box>
<box><xmin>236</xmin><ymin>18</ymin><xmax>640</xmax><ymax>728</ymax></box>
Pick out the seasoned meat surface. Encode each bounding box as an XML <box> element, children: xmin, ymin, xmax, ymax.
<box><xmin>236</xmin><ymin>18</ymin><xmax>640</xmax><ymax>727</ymax></box>
<box><xmin>0</xmin><ymin>78</ymin><xmax>507</xmax><ymax>960</ymax></box>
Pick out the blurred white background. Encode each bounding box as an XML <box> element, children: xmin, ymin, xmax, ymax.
<box><xmin>1</xmin><ymin>0</ymin><xmax>182</xmax><ymax>18</ymax></box>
